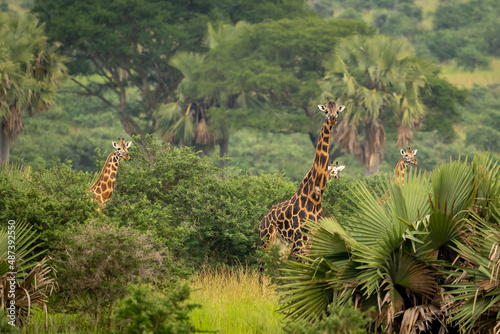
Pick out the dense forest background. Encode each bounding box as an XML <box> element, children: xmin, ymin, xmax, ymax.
<box><xmin>1</xmin><ymin>0</ymin><xmax>500</xmax><ymax>333</ymax></box>
<box><xmin>3</xmin><ymin>0</ymin><xmax>499</xmax><ymax>179</ymax></box>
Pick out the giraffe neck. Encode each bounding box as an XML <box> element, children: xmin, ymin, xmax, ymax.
<box><xmin>393</xmin><ymin>159</ymin><xmax>407</xmax><ymax>185</ymax></box>
<box><xmin>298</xmin><ymin>120</ymin><xmax>333</xmax><ymax>203</ymax></box>
<box><xmin>87</xmin><ymin>151</ymin><xmax>120</xmax><ymax>204</ymax></box>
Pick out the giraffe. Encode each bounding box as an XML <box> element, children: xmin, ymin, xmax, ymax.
<box><xmin>328</xmin><ymin>161</ymin><xmax>345</xmax><ymax>180</ymax></box>
<box><xmin>393</xmin><ymin>147</ymin><xmax>418</xmax><ymax>185</ymax></box>
<box><xmin>87</xmin><ymin>138</ymin><xmax>131</xmax><ymax>208</ymax></box>
<box><xmin>259</xmin><ymin>98</ymin><xmax>345</xmax><ymax>259</ymax></box>
<box><xmin>379</xmin><ymin>147</ymin><xmax>418</xmax><ymax>205</ymax></box>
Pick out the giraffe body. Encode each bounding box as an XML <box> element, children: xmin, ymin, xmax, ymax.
<box><xmin>87</xmin><ymin>138</ymin><xmax>131</xmax><ymax>208</ymax></box>
<box><xmin>259</xmin><ymin>98</ymin><xmax>345</xmax><ymax>258</ymax></box>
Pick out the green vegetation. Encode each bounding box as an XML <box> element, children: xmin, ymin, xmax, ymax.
<box><xmin>189</xmin><ymin>267</ymin><xmax>283</xmax><ymax>333</ymax></box>
<box><xmin>115</xmin><ymin>282</ymin><xmax>199</xmax><ymax>334</ymax></box>
<box><xmin>0</xmin><ymin>11</ymin><xmax>66</xmax><ymax>163</ymax></box>
<box><xmin>0</xmin><ymin>0</ymin><xmax>499</xmax><ymax>333</ymax></box>
<box><xmin>279</xmin><ymin>154</ymin><xmax>500</xmax><ymax>333</ymax></box>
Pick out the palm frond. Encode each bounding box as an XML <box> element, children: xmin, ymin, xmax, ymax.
<box><xmin>443</xmin><ymin>211</ymin><xmax>500</xmax><ymax>333</ymax></box>
<box><xmin>0</xmin><ymin>162</ymin><xmax>31</xmax><ymax>189</ymax></box>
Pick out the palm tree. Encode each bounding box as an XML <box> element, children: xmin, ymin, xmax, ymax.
<box><xmin>320</xmin><ymin>35</ymin><xmax>436</xmax><ymax>175</ymax></box>
<box><xmin>0</xmin><ymin>220</ymin><xmax>55</xmax><ymax>327</ymax></box>
<box><xmin>156</xmin><ymin>21</ymin><xmax>261</xmax><ymax>167</ymax></box>
<box><xmin>278</xmin><ymin>154</ymin><xmax>500</xmax><ymax>333</ymax></box>
<box><xmin>0</xmin><ymin>13</ymin><xmax>67</xmax><ymax>163</ymax></box>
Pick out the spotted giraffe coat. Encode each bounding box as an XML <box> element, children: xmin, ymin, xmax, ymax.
<box><xmin>259</xmin><ymin>98</ymin><xmax>345</xmax><ymax>258</ymax></box>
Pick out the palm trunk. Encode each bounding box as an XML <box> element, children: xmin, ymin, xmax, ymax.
<box><xmin>364</xmin><ymin>155</ymin><xmax>381</xmax><ymax>176</ymax></box>
<box><xmin>0</xmin><ymin>122</ymin><xmax>10</xmax><ymax>163</ymax></box>
<box><xmin>218</xmin><ymin>136</ymin><xmax>229</xmax><ymax>168</ymax></box>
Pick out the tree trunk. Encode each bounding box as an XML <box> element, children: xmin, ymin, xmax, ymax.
<box><xmin>218</xmin><ymin>136</ymin><xmax>229</xmax><ymax>168</ymax></box>
<box><xmin>0</xmin><ymin>122</ymin><xmax>10</xmax><ymax>163</ymax></box>
<box><xmin>364</xmin><ymin>149</ymin><xmax>381</xmax><ymax>176</ymax></box>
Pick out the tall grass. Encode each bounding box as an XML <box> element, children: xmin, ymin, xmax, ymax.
<box><xmin>22</xmin><ymin>308</ymin><xmax>108</xmax><ymax>334</ymax></box>
<box><xmin>189</xmin><ymin>266</ymin><xmax>284</xmax><ymax>334</ymax></box>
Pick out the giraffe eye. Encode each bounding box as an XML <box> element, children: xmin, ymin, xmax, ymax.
<box><xmin>117</xmin><ymin>148</ymin><xmax>121</xmax><ymax>150</ymax></box>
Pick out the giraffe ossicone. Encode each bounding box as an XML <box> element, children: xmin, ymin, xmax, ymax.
<box><xmin>259</xmin><ymin>98</ymin><xmax>345</xmax><ymax>260</ymax></box>
<box><xmin>87</xmin><ymin>138</ymin><xmax>132</xmax><ymax>209</ymax></box>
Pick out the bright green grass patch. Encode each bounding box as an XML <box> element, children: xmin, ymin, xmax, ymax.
<box><xmin>441</xmin><ymin>58</ymin><xmax>500</xmax><ymax>88</ymax></box>
<box><xmin>22</xmin><ymin>308</ymin><xmax>108</xmax><ymax>334</ymax></box>
<box><xmin>189</xmin><ymin>267</ymin><xmax>284</xmax><ymax>334</ymax></box>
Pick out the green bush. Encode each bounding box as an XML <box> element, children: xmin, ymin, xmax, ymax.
<box><xmin>0</xmin><ymin>159</ymin><xmax>99</xmax><ymax>245</ymax></box>
<box><xmin>115</xmin><ymin>282</ymin><xmax>199</xmax><ymax>334</ymax></box>
<box><xmin>50</xmin><ymin>220</ymin><xmax>166</xmax><ymax>326</ymax></box>
<box><xmin>110</xmin><ymin>136</ymin><xmax>297</xmax><ymax>267</ymax></box>
<box><xmin>284</xmin><ymin>302</ymin><xmax>370</xmax><ymax>334</ymax></box>
<box><xmin>0</xmin><ymin>312</ymin><xmax>21</xmax><ymax>333</ymax></box>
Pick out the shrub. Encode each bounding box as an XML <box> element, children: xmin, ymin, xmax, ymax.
<box><xmin>0</xmin><ymin>159</ymin><xmax>99</xmax><ymax>246</ymax></box>
<box><xmin>50</xmin><ymin>220</ymin><xmax>166</xmax><ymax>326</ymax></box>
<box><xmin>284</xmin><ymin>302</ymin><xmax>370</xmax><ymax>334</ymax></box>
<box><xmin>0</xmin><ymin>312</ymin><xmax>21</xmax><ymax>333</ymax></box>
<box><xmin>115</xmin><ymin>282</ymin><xmax>199</xmax><ymax>334</ymax></box>
<box><xmin>110</xmin><ymin>136</ymin><xmax>296</xmax><ymax>267</ymax></box>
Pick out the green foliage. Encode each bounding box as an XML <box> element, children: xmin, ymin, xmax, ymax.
<box><xmin>420</xmin><ymin>77</ymin><xmax>467</xmax><ymax>143</ymax></box>
<box><xmin>228</xmin><ymin>128</ymin><xmax>313</xmax><ymax>181</ymax></box>
<box><xmin>0</xmin><ymin>10</ymin><xmax>66</xmax><ymax>162</ymax></box>
<box><xmin>0</xmin><ymin>313</ymin><xmax>21</xmax><ymax>333</ymax></box>
<box><xmin>51</xmin><ymin>220</ymin><xmax>166</xmax><ymax>326</ymax></box>
<box><xmin>278</xmin><ymin>154</ymin><xmax>500</xmax><ymax>333</ymax></box>
<box><xmin>372</xmin><ymin>8</ymin><xmax>421</xmax><ymax>39</ymax></box>
<box><xmin>110</xmin><ymin>135</ymin><xmax>296</xmax><ymax>267</ymax></box>
<box><xmin>423</xmin><ymin>0</ymin><xmax>499</xmax><ymax>69</ymax></box>
<box><xmin>0</xmin><ymin>158</ymin><xmax>98</xmax><ymax>242</ymax></box>
<box><xmin>222</xmin><ymin>0</ymin><xmax>317</xmax><ymax>24</ymax></box>
<box><xmin>284</xmin><ymin>302</ymin><xmax>370</xmax><ymax>334</ymax></box>
<box><xmin>10</xmin><ymin>80</ymin><xmax>126</xmax><ymax>171</ymax></box>
<box><xmin>321</xmin><ymin>34</ymin><xmax>437</xmax><ymax>174</ymax></box>
<box><xmin>464</xmin><ymin>85</ymin><xmax>500</xmax><ymax>152</ymax></box>
<box><xmin>115</xmin><ymin>282</ymin><xmax>199</xmax><ymax>334</ymax></box>
<box><xmin>185</xmin><ymin>17</ymin><xmax>375</xmax><ymax>146</ymax></box>
<box><xmin>0</xmin><ymin>219</ymin><xmax>55</xmax><ymax>327</ymax></box>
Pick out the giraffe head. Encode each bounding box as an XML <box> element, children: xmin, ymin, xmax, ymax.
<box><xmin>112</xmin><ymin>138</ymin><xmax>132</xmax><ymax>160</ymax></box>
<box><xmin>328</xmin><ymin>161</ymin><xmax>346</xmax><ymax>180</ymax></box>
<box><xmin>400</xmin><ymin>147</ymin><xmax>417</xmax><ymax>165</ymax></box>
<box><xmin>318</xmin><ymin>97</ymin><xmax>345</xmax><ymax>125</ymax></box>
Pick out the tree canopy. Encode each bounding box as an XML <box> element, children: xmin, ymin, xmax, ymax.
<box><xmin>183</xmin><ymin>18</ymin><xmax>375</xmax><ymax>148</ymax></box>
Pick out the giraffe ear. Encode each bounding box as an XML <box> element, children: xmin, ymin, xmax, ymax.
<box><xmin>412</xmin><ymin>149</ymin><xmax>417</xmax><ymax>155</ymax></box>
<box><xmin>337</xmin><ymin>166</ymin><xmax>345</xmax><ymax>172</ymax></box>
<box><xmin>318</xmin><ymin>105</ymin><xmax>327</xmax><ymax>113</ymax></box>
<box><xmin>338</xmin><ymin>105</ymin><xmax>345</xmax><ymax>112</ymax></box>
<box><xmin>112</xmin><ymin>141</ymin><xmax>119</xmax><ymax>148</ymax></box>
<box><xmin>126</xmin><ymin>141</ymin><xmax>132</xmax><ymax>148</ymax></box>
<box><xmin>401</xmin><ymin>149</ymin><xmax>405</xmax><ymax>155</ymax></box>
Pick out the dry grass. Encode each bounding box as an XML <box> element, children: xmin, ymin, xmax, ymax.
<box><xmin>189</xmin><ymin>266</ymin><xmax>283</xmax><ymax>334</ymax></box>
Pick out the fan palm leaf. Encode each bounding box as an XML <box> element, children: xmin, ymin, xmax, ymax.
<box><xmin>443</xmin><ymin>211</ymin><xmax>500</xmax><ymax>333</ymax></box>
<box><xmin>0</xmin><ymin>221</ymin><xmax>54</xmax><ymax>327</ymax></box>
<box><xmin>471</xmin><ymin>154</ymin><xmax>499</xmax><ymax>221</ymax></box>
